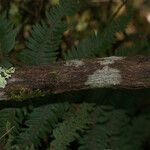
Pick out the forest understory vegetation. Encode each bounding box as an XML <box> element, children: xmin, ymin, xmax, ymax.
<box><xmin>0</xmin><ymin>0</ymin><xmax>150</xmax><ymax>149</ymax></box>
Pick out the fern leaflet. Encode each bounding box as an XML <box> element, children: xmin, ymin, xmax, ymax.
<box><xmin>14</xmin><ymin>103</ymin><xmax>70</xmax><ymax>149</ymax></box>
<box><xmin>50</xmin><ymin>103</ymin><xmax>94</xmax><ymax>150</ymax></box>
<box><xmin>0</xmin><ymin>13</ymin><xmax>18</xmax><ymax>67</ymax></box>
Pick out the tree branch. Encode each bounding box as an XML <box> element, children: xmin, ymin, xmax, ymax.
<box><xmin>0</xmin><ymin>56</ymin><xmax>150</xmax><ymax>101</ymax></box>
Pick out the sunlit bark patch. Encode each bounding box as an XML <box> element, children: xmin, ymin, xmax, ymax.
<box><xmin>65</xmin><ymin>60</ymin><xmax>84</xmax><ymax>67</ymax></box>
<box><xmin>99</xmin><ymin>56</ymin><xmax>124</xmax><ymax>65</ymax></box>
<box><xmin>85</xmin><ymin>66</ymin><xmax>121</xmax><ymax>88</ymax></box>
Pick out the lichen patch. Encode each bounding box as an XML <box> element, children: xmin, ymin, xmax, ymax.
<box><xmin>65</xmin><ymin>60</ymin><xmax>84</xmax><ymax>67</ymax></box>
<box><xmin>85</xmin><ymin>66</ymin><xmax>121</xmax><ymax>88</ymax></box>
<box><xmin>99</xmin><ymin>56</ymin><xmax>124</xmax><ymax>65</ymax></box>
<box><xmin>0</xmin><ymin>67</ymin><xmax>15</xmax><ymax>88</ymax></box>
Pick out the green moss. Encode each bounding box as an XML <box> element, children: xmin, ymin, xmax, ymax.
<box><xmin>9</xmin><ymin>88</ymin><xmax>46</xmax><ymax>101</ymax></box>
<box><xmin>49</xmin><ymin>71</ymin><xmax>58</xmax><ymax>74</ymax></box>
<box><xmin>49</xmin><ymin>70</ymin><xmax>59</xmax><ymax>77</ymax></box>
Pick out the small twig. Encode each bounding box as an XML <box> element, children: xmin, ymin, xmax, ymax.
<box><xmin>0</xmin><ymin>126</ymin><xmax>15</xmax><ymax>141</ymax></box>
<box><xmin>109</xmin><ymin>0</ymin><xmax>127</xmax><ymax>22</ymax></box>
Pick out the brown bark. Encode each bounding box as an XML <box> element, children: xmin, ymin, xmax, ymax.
<box><xmin>0</xmin><ymin>56</ymin><xmax>150</xmax><ymax>101</ymax></box>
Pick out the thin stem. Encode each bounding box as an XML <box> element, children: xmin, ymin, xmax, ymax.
<box><xmin>0</xmin><ymin>126</ymin><xmax>15</xmax><ymax>141</ymax></box>
<box><xmin>109</xmin><ymin>0</ymin><xmax>127</xmax><ymax>22</ymax></box>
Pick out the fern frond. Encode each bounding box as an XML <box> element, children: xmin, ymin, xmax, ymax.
<box><xmin>78</xmin><ymin>106</ymin><xmax>114</xmax><ymax>150</ymax></box>
<box><xmin>46</xmin><ymin>0</ymin><xmax>79</xmax><ymax>26</ymax></box>
<box><xmin>115</xmin><ymin>38</ymin><xmax>150</xmax><ymax>56</ymax></box>
<box><xmin>120</xmin><ymin>115</ymin><xmax>150</xmax><ymax>150</ymax></box>
<box><xmin>95</xmin><ymin>9</ymin><xmax>132</xmax><ymax>56</ymax></box>
<box><xmin>14</xmin><ymin>103</ymin><xmax>70</xmax><ymax>149</ymax></box>
<box><xmin>64</xmin><ymin>3</ymin><xmax>133</xmax><ymax>60</ymax></box>
<box><xmin>64</xmin><ymin>32</ymin><xmax>97</xmax><ymax>59</ymax></box>
<box><xmin>19</xmin><ymin>0</ymin><xmax>79</xmax><ymax>66</ymax></box>
<box><xmin>79</xmin><ymin>106</ymin><xmax>150</xmax><ymax>150</ymax></box>
<box><xmin>18</xmin><ymin>21</ymin><xmax>66</xmax><ymax>65</ymax></box>
<box><xmin>0</xmin><ymin>108</ymin><xmax>24</xmax><ymax>149</ymax></box>
<box><xmin>50</xmin><ymin>103</ymin><xmax>94</xmax><ymax>150</ymax></box>
<box><xmin>0</xmin><ymin>13</ymin><xmax>18</xmax><ymax>67</ymax></box>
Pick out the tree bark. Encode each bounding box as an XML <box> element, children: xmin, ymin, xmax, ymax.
<box><xmin>0</xmin><ymin>56</ymin><xmax>150</xmax><ymax>101</ymax></box>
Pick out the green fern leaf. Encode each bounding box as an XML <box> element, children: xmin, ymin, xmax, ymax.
<box><xmin>115</xmin><ymin>37</ymin><xmax>150</xmax><ymax>56</ymax></box>
<box><xmin>0</xmin><ymin>13</ymin><xmax>19</xmax><ymax>67</ymax></box>
<box><xmin>64</xmin><ymin>4</ymin><xmax>133</xmax><ymax>59</ymax></box>
<box><xmin>18</xmin><ymin>21</ymin><xmax>66</xmax><ymax>65</ymax></box>
<box><xmin>79</xmin><ymin>106</ymin><xmax>150</xmax><ymax>150</ymax></box>
<box><xmin>19</xmin><ymin>0</ymin><xmax>79</xmax><ymax>65</ymax></box>
<box><xmin>15</xmin><ymin>103</ymin><xmax>69</xmax><ymax>149</ymax></box>
<box><xmin>79</xmin><ymin>107</ymin><xmax>130</xmax><ymax>150</ymax></box>
<box><xmin>64</xmin><ymin>32</ymin><xmax>97</xmax><ymax>59</ymax></box>
<box><xmin>92</xmin><ymin>4</ymin><xmax>133</xmax><ymax>56</ymax></box>
<box><xmin>0</xmin><ymin>108</ymin><xmax>24</xmax><ymax>147</ymax></box>
<box><xmin>46</xmin><ymin>0</ymin><xmax>80</xmax><ymax>26</ymax></box>
<box><xmin>50</xmin><ymin>103</ymin><xmax>94</xmax><ymax>150</ymax></box>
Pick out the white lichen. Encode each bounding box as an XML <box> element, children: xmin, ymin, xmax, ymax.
<box><xmin>99</xmin><ymin>56</ymin><xmax>124</xmax><ymax>65</ymax></box>
<box><xmin>65</xmin><ymin>60</ymin><xmax>84</xmax><ymax>67</ymax></box>
<box><xmin>85</xmin><ymin>66</ymin><xmax>121</xmax><ymax>88</ymax></box>
<box><xmin>0</xmin><ymin>67</ymin><xmax>15</xmax><ymax>88</ymax></box>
